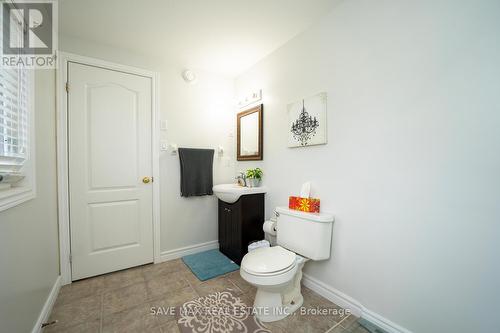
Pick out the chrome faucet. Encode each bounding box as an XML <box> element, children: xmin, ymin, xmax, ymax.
<box><xmin>236</xmin><ymin>172</ymin><xmax>247</xmax><ymax>187</ymax></box>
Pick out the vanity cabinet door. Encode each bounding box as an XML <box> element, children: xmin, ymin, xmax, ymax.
<box><xmin>218</xmin><ymin>200</ymin><xmax>242</xmax><ymax>264</ymax></box>
<box><xmin>227</xmin><ymin>202</ymin><xmax>242</xmax><ymax>263</ymax></box>
<box><xmin>218</xmin><ymin>202</ymin><xmax>229</xmax><ymax>254</ymax></box>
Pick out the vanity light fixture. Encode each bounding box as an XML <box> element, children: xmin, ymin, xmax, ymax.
<box><xmin>238</xmin><ymin>89</ymin><xmax>262</xmax><ymax>108</ymax></box>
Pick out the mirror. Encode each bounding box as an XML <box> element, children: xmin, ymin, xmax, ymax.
<box><xmin>237</xmin><ymin>104</ymin><xmax>263</xmax><ymax>161</ymax></box>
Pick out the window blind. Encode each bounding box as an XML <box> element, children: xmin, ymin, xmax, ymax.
<box><xmin>0</xmin><ymin>11</ymin><xmax>29</xmax><ymax>173</ymax></box>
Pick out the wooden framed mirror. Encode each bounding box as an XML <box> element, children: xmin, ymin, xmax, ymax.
<box><xmin>237</xmin><ymin>104</ymin><xmax>263</xmax><ymax>161</ymax></box>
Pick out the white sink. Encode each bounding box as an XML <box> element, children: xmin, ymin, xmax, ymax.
<box><xmin>213</xmin><ymin>184</ymin><xmax>268</xmax><ymax>204</ymax></box>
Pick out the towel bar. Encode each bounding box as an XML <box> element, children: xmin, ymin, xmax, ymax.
<box><xmin>169</xmin><ymin>144</ymin><xmax>224</xmax><ymax>156</ymax></box>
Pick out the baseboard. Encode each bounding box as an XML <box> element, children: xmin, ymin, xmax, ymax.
<box><xmin>157</xmin><ymin>240</ymin><xmax>219</xmax><ymax>263</ymax></box>
<box><xmin>32</xmin><ymin>275</ymin><xmax>61</xmax><ymax>333</ymax></box>
<box><xmin>360</xmin><ymin>308</ymin><xmax>412</xmax><ymax>333</ymax></box>
<box><xmin>302</xmin><ymin>273</ymin><xmax>412</xmax><ymax>333</ymax></box>
<box><xmin>302</xmin><ymin>273</ymin><xmax>363</xmax><ymax>317</ymax></box>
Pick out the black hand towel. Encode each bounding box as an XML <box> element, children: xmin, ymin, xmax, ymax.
<box><xmin>178</xmin><ymin>148</ymin><xmax>214</xmax><ymax>197</ymax></box>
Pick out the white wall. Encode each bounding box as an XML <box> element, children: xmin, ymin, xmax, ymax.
<box><xmin>0</xmin><ymin>70</ymin><xmax>60</xmax><ymax>333</ymax></box>
<box><xmin>236</xmin><ymin>1</ymin><xmax>500</xmax><ymax>332</ymax></box>
<box><xmin>60</xmin><ymin>35</ymin><xmax>236</xmax><ymax>253</ymax></box>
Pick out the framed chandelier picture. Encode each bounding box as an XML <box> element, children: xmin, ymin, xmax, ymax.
<box><xmin>287</xmin><ymin>92</ymin><xmax>327</xmax><ymax>147</ymax></box>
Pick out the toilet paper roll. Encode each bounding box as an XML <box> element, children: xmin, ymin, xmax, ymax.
<box><xmin>263</xmin><ymin>220</ymin><xmax>277</xmax><ymax>236</ymax></box>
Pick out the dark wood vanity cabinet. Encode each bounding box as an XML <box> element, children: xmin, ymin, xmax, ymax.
<box><xmin>218</xmin><ymin>194</ymin><xmax>265</xmax><ymax>265</ymax></box>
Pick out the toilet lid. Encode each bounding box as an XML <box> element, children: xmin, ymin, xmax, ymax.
<box><xmin>242</xmin><ymin>246</ymin><xmax>296</xmax><ymax>275</ymax></box>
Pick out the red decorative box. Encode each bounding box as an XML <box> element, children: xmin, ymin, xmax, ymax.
<box><xmin>288</xmin><ymin>196</ymin><xmax>320</xmax><ymax>213</ymax></box>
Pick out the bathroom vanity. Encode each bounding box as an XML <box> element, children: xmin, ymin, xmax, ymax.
<box><xmin>218</xmin><ymin>194</ymin><xmax>265</xmax><ymax>264</ymax></box>
<box><xmin>213</xmin><ymin>184</ymin><xmax>267</xmax><ymax>264</ymax></box>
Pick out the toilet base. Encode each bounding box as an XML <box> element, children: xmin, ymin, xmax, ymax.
<box><xmin>253</xmin><ymin>288</ymin><xmax>304</xmax><ymax>322</ymax></box>
<box><xmin>252</xmin><ymin>258</ymin><xmax>307</xmax><ymax>322</ymax></box>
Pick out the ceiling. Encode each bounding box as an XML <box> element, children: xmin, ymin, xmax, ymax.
<box><xmin>59</xmin><ymin>0</ymin><xmax>339</xmax><ymax>77</ymax></box>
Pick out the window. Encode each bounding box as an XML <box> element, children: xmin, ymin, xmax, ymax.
<box><xmin>0</xmin><ymin>67</ymin><xmax>29</xmax><ymax>171</ymax></box>
<box><xmin>0</xmin><ymin>11</ymin><xmax>36</xmax><ymax>211</ymax></box>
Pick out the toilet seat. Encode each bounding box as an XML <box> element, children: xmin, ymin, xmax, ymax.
<box><xmin>241</xmin><ymin>246</ymin><xmax>296</xmax><ymax>276</ymax></box>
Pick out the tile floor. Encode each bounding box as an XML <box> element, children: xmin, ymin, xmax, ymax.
<box><xmin>46</xmin><ymin>259</ymin><xmax>369</xmax><ymax>333</ymax></box>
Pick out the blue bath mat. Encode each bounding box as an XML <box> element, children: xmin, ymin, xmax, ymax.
<box><xmin>182</xmin><ymin>249</ymin><xmax>239</xmax><ymax>281</ymax></box>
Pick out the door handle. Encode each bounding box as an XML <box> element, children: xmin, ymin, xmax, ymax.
<box><xmin>142</xmin><ymin>177</ymin><xmax>152</xmax><ymax>184</ymax></box>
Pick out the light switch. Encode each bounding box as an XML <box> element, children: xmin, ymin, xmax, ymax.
<box><xmin>160</xmin><ymin>120</ymin><xmax>168</xmax><ymax>131</ymax></box>
<box><xmin>160</xmin><ymin>140</ymin><xmax>168</xmax><ymax>151</ymax></box>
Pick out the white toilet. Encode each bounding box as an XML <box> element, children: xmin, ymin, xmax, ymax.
<box><xmin>240</xmin><ymin>206</ymin><xmax>334</xmax><ymax>322</ymax></box>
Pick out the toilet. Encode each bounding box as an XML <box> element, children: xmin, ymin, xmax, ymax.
<box><xmin>240</xmin><ymin>206</ymin><xmax>334</xmax><ymax>322</ymax></box>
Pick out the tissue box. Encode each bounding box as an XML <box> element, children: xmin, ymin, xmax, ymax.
<box><xmin>288</xmin><ymin>196</ymin><xmax>320</xmax><ymax>213</ymax></box>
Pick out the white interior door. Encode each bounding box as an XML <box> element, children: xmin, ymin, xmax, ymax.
<box><xmin>68</xmin><ymin>62</ymin><xmax>154</xmax><ymax>280</ymax></box>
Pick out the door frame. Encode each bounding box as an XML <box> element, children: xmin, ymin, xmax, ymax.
<box><xmin>56</xmin><ymin>51</ymin><xmax>161</xmax><ymax>285</ymax></box>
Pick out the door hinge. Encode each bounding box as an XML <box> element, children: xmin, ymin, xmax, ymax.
<box><xmin>65</xmin><ymin>82</ymin><xmax>69</xmax><ymax>92</ymax></box>
<box><xmin>41</xmin><ymin>320</ymin><xmax>58</xmax><ymax>328</ymax></box>
<box><xmin>69</xmin><ymin>254</ymin><xmax>72</xmax><ymax>263</ymax></box>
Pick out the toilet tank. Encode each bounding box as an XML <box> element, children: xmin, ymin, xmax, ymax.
<box><xmin>276</xmin><ymin>206</ymin><xmax>334</xmax><ymax>260</ymax></box>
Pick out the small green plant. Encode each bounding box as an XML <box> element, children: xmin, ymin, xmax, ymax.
<box><xmin>246</xmin><ymin>168</ymin><xmax>263</xmax><ymax>180</ymax></box>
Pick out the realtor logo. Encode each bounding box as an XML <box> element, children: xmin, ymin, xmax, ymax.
<box><xmin>1</xmin><ymin>0</ymin><xmax>58</xmax><ymax>68</ymax></box>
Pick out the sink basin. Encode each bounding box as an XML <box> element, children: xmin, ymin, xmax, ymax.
<box><xmin>213</xmin><ymin>184</ymin><xmax>268</xmax><ymax>204</ymax></box>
